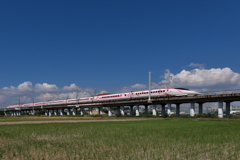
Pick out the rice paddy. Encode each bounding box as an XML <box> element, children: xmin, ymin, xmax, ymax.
<box><xmin>0</xmin><ymin>118</ymin><xmax>240</xmax><ymax>160</ymax></box>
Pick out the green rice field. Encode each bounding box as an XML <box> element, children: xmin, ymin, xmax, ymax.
<box><xmin>1</xmin><ymin>119</ymin><xmax>240</xmax><ymax>160</ymax></box>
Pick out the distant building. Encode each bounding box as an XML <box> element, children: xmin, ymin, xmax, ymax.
<box><xmin>231</xmin><ymin>105</ymin><xmax>240</xmax><ymax>112</ymax></box>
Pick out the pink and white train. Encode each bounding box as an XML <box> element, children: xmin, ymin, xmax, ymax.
<box><xmin>6</xmin><ymin>88</ymin><xmax>201</xmax><ymax>109</ymax></box>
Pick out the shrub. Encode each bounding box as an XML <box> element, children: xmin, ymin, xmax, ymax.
<box><xmin>115</xmin><ymin>113</ymin><xmax>122</xmax><ymax>117</ymax></box>
<box><xmin>161</xmin><ymin>113</ymin><xmax>169</xmax><ymax>118</ymax></box>
<box><xmin>228</xmin><ymin>114</ymin><xmax>240</xmax><ymax>119</ymax></box>
<box><xmin>169</xmin><ymin>114</ymin><xmax>177</xmax><ymax>118</ymax></box>
<box><xmin>35</xmin><ymin>110</ymin><xmax>46</xmax><ymax>116</ymax></box>
<box><xmin>0</xmin><ymin>111</ymin><xmax>5</xmax><ymax>116</ymax></box>
<box><xmin>180</xmin><ymin>114</ymin><xmax>191</xmax><ymax>118</ymax></box>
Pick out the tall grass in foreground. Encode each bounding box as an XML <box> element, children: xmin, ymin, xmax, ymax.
<box><xmin>0</xmin><ymin>119</ymin><xmax>240</xmax><ymax>160</ymax></box>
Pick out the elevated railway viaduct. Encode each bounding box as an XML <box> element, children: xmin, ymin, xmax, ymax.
<box><xmin>2</xmin><ymin>92</ymin><xmax>240</xmax><ymax>118</ymax></box>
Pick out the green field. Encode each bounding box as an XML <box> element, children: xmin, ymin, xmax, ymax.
<box><xmin>0</xmin><ymin>119</ymin><xmax>240</xmax><ymax>160</ymax></box>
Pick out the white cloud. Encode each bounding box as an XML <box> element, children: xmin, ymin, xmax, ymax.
<box><xmin>63</xmin><ymin>83</ymin><xmax>80</xmax><ymax>91</ymax></box>
<box><xmin>0</xmin><ymin>82</ymin><xmax>108</xmax><ymax>106</ymax></box>
<box><xmin>131</xmin><ymin>83</ymin><xmax>146</xmax><ymax>89</ymax></box>
<box><xmin>188</xmin><ymin>63</ymin><xmax>205</xmax><ymax>69</ymax></box>
<box><xmin>162</xmin><ymin>67</ymin><xmax>240</xmax><ymax>91</ymax></box>
<box><xmin>120</xmin><ymin>83</ymin><xmax>147</xmax><ymax>92</ymax></box>
<box><xmin>35</xmin><ymin>83</ymin><xmax>58</xmax><ymax>93</ymax></box>
<box><xmin>18</xmin><ymin>81</ymin><xmax>33</xmax><ymax>92</ymax></box>
<box><xmin>99</xmin><ymin>90</ymin><xmax>108</xmax><ymax>94</ymax></box>
<box><xmin>2</xmin><ymin>67</ymin><xmax>240</xmax><ymax>107</ymax></box>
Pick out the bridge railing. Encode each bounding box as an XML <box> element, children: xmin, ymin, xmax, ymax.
<box><xmin>200</xmin><ymin>89</ymin><xmax>240</xmax><ymax>96</ymax></box>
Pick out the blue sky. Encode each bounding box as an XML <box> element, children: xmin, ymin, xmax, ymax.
<box><xmin>1</xmin><ymin>0</ymin><xmax>240</xmax><ymax>106</ymax></box>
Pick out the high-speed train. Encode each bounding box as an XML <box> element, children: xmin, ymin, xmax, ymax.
<box><xmin>6</xmin><ymin>88</ymin><xmax>201</xmax><ymax>109</ymax></box>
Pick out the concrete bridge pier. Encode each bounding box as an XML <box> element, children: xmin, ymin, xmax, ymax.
<box><xmin>48</xmin><ymin>109</ymin><xmax>52</xmax><ymax>116</ymax></box>
<box><xmin>198</xmin><ymin>102</ymin><xmax>203</xmax><ymax>114</ymax></box>
<box><xmin>72</xmin><ymin>108</ymin><xmax>76</xmax><ymax>115</ymax></box>
<box><xmin>120</xmin><ymin>106</ymin><xmax>125</xmax><ymax>116</ymax></box>
<box><xmin>89</xmin><ymin>107</ymin><xmax>93</xmax><ymax>115</ymax></box>
<box><xmin>135</xmin><ymin>105</ymin><xmax>140</xmax><ymax>116</ymax></box>
<box><xmin>66</xmin><ymin>108</ymin><xmax>70</xmax><ymax>115</ymax></box>
<box><xmin>49</xmin><ymin>109</ymin><xmax>52</xmax><ymax>116</ymax></box>
<box><xmin>80</xmin><ymin>107</ymin><xmax>84</xmax><ymax>115</ymax></box>
<box><xmin>190</xmin><ymin>102</ymin><xmax>195</xmax><ymax>117</ymax></box>
<box><xmin>144</xmin><ymin>105</ymin><xmax>148</xmax><ymax>115</ymax></box>
<box><xmin>161</xmin><ymin>104</ymin><xmax>166</xmax><ymax>115</ymax></box>
<box><xmin>218</xmin><ymin>101</ymin><xmax>223</xmax><ymax>118</ymax></box>
<box><xmin>98</xmin><ymin>107</ymin><xmax>103</xmax><ymax>115</ymax></box>
<box><xmin>108</xmin><ymin>107</ymin><xmax>112</xmax><ymax>116</ymax></box>
<box><xmin>54</xmin><ymin>109</ymin><xmax>57</xmax><ymax>116</ymax></box>
<box><xmin>117</xmin><ymin>106</ymin><xmax>121</xmax><ymax>115</ymax></box>
<box><xmin>152</xmin><ymin>104</ymin><xmax>157</xmax><ymax>116</ymax></box>
<box><xmin>176</xmin><ymin>103</ymin><xmax>181</xmax><ymax>116</ymax></box>
<box><xmin>130</xmin><ymin>105</ymin><xmax>134</xmax><ymax>116</ymax></box>
<box><xmin>225</xmin><ymin>101</ymin><xmax>231</xmax><ymax>117</ymax></box>
<box><xmin>45</xmin><ymin>110</ymin><xmax>48</xmax><ymax>116</ymax></box>
<box><xmin>59</xmin><ymin>109</ymin><xmax>63</xmax><ymax>116</ymax></box>
<box><xmin>167</xmin><ymin>104</ymin><xmax>171</xmax><ymax>115</ymax></box>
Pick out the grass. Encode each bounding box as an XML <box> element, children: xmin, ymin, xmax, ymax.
<box><xmin>0</xmin><ymin>116</ymin><xmax>100</xmax><ymax>122</ymax></box>
<box><xmin>0</xmin><ymin>115</ymin><xmax>130</xmax><ymax>122</ymax></box>
<box><xmin>0</xmin><ymin>119</ymin><xmax>240</xmax><ymax>159</ymax></box>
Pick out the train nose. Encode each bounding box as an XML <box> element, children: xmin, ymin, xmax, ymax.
<box><xmin>192</xmin><ymin>91</ymin><xmax>201</xmax><ymax>96</ymax></box>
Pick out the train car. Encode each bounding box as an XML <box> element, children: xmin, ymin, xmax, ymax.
<box><xmin>47</xmin><ymin>100</ymin><xmax>66</xmax><ymax>105</ymax></box>
<box><xmin>93</xmin><ymin>93</ymin><xmax>131</xmax><ymax>102</ymax></box>
<box><xmin>6</xmin><ymin>88</ymin><xmax>200</xmax><ymax>109</ymax></box>
<box><xmin>93</xmin><ymin>88</ymin><xmax>200</xmax><ymax>102</ymax></box>
<box><xmin>67</xmin><ymin>97</ymin><xmax>92</xmax><ymax>104</ymax></box>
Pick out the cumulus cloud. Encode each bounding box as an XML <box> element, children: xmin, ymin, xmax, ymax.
<box><xmin>63</xmin><ymin>83</ymin><xmax>80</xmax><ymax>91</ymax></box>
<box><xmin>131</xmin><ymin>84</ymin><xmax>146</xmax><ymax>89</ymax></box>
<box><xmin>0</xmin><ymin>82</ymin><xmax>92</xmax><ymax>106</ymax></box>
<box><xmin>1</xmin><ymin>82</ymin><xmax>34</xmax><ymax>97</ymax></box>
<box><xmin>18</xmin><ymin>81</ymin><xmax>33</xmax><ymax>93</ymax></box>
<box><xmin>120</xmin><ymin>83</ymin><xmax>147</xmax><ymax>92</ymax></box>
<box><xmin>2</xmin><ymin>67</ymin><xmax>240</xmax><ymax>107</ymax></box>
<box><xmin>0</xmin><ymin>81</ymin><xmax>111</xmax><ymax>107</ymax></box>
<box><xmin>99</xmin><ymin>90</ymin><xmax>108</xmax><ymax>94</ymax></box>
<box><xmin>161</xmin><ymin>67</ymin><xmax>240</xmax><ymax>91</ymax></box>
<box><xmin>35</xmin><ymin>83</ymin><xmax>58</xmax><ymax>93</ymax></box>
